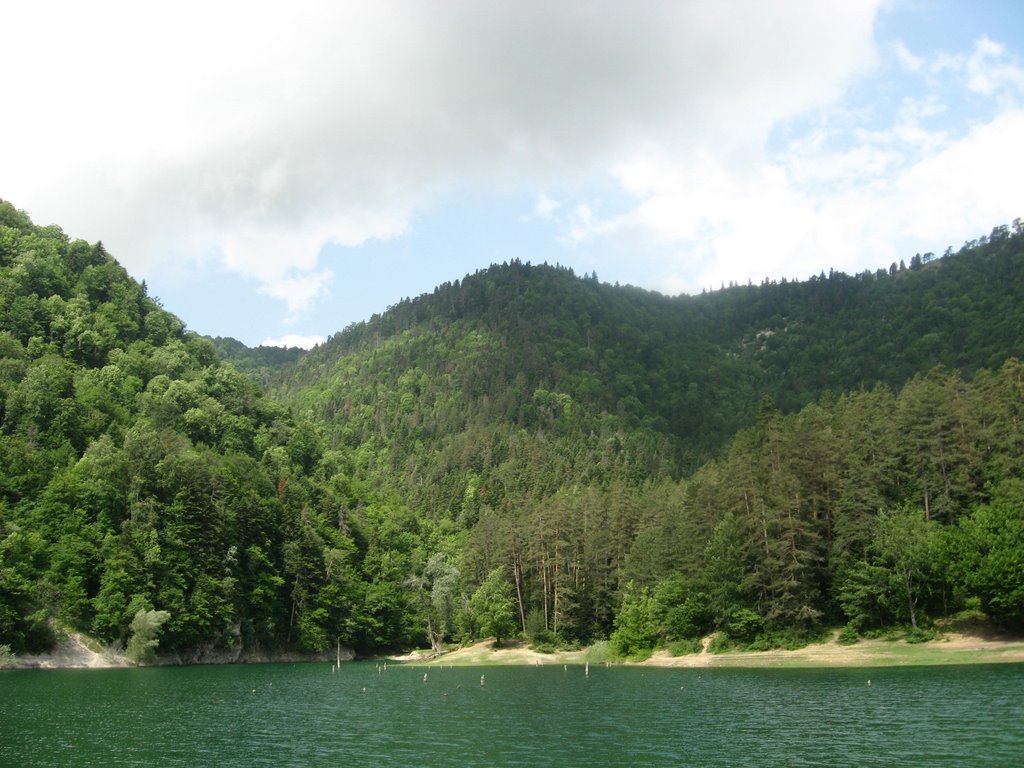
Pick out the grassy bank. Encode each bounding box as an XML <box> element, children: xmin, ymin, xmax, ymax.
<box><xmin>392</xmin><ymin>631</ymin><xmax>1024</xmax><ymax>669</ymax></box>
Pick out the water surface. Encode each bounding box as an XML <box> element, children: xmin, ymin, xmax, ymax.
<box><xmin>2</xmin><ymin>662</ymin><xmax>1021</xmax><ymax>766</ymax></box>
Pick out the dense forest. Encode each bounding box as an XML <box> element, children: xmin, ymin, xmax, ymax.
<box><xmin>2</xmin><ymin>198</ymin><xmax>1022</xmax><ymax>663</ymax></box>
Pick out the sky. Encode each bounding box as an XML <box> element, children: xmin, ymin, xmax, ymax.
<box><xmin>2</xmin><ymin>1</ymin><xmax>1023</xmax><ymax>349</ymax></box>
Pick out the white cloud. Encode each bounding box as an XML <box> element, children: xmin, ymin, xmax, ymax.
<box><xmin>559</xmin><ymin>109</ymin><xmax>1022</xmax><ymax>293</ymax></box>
<box><xmin>1</xmin><ymin>0</ymin><xmax>884</xmax><ymax>312</ymax></box>
<box><xmin>554</xmin><ymin>28</ymin><xmax>1024</xmax><ymax>296</ymax></box>
<box><xmin>562</xmin><ymin>204</ymin><xmax>611</xmax><ymax>245</ymax></box>
<box><xmin>910</xmin><ymin>34</ymin><xmax>1024</xmax><ymax>103</ymax></box>
<box><xmin>890</xmin><ymin>109</ymin><xmax>1024</xmax><ymax>241</ymax></box>
<box><xmin>895</xmin><ymin>41</ymin><xmax>925</xmax><ymax>73</ymax></box>
<box><xmin>9</xmin><ymin>0</ymin><xmax>1016</xmax><ymax>327</ymax></box>
<box><xmin>534</xmin><ymin>193</ymin><xmax>560</xmax><ymax>220</ymax></box>
<box><xmin>258</xmin><ymin>271</ymin><xmax>335</xmax><ymax>315</ymax></box>
<box><xmin>260</xmin><ymin>334</ymin><xmax>325</xmax><ymax>350</ymax></box>
<box><xmin>965</xmin><ymin>36</ymin><xmax>1024</xmax><ymax>100</ymax></box>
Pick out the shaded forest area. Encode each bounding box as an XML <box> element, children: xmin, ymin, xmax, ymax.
<box><xmin>2</xmin><ymin>198</ymin><xmax>1022</xmax><ymax>661</ymax></box>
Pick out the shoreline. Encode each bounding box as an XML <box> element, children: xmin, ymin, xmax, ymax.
<box><xmin>1</xmin><ymin>630</ymin><xmax>351</xmax><ymax>671</ymax></box>
<box><xmin>390</xmin><ymin>630</ymin><xmax>1024</xmax><ymax>669</ymax></box>
<box><xmin>6</xmin><ymin>629</ymin><xmax>1024</xmax><ymax>671</ymax></box>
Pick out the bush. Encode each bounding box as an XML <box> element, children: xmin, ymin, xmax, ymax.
<box><xmin>583</xmin><ymin>640</ymin><xmax>613</xmax><ymax>665</ymax></box>
<box><xmin>530</xmin><ymin>634</ymin><xmax>577</xmax><ymax>654</ymax></box>
<box><xmin>525</xmin><ymin>608</ymin><xmax>554</xmax><ymax>646</ymax></box>
<box><xmin>609</xmin><ymin>583</ymin><xmax>658</xmax><ymax>658</ymax></box>
<box><xmin>905</xmin><ymin>626</ymin><xmax>938</xmax><ymax>644</ymax></box>
<box><xmin>707</xmin><ymin>632</ymin><xmax>735</xmax><ymax>654</ymax></box>
<box><xmin>862</xmin><ymin>625</ymin><xmax>903</xmax><ymax>642</ymax></box>
<box><xmin>667</xmin><ymin>638</ymin><xmax>703</xmax><ymax>656</ymax></box>
<box><xmin>837</xmin><ymin>625</ymin><xmax>860</xmax><ymax>645</ymax></box>
<box><xmin>724</xmin><ymin>608</ymin><xmax>763</xmax><ymax>643</ymax></box>
<box><xmin>940</xmin><ymin>601</ymin><xmax>990</xmax><ymax>634</ymax></box>
<box><xmin>651</xmin><ymin>578</ymin><xmax>714</xmax><ymax>640</ymax></box>
<box><xmin>125</xmin><ymin>609</ymin><xmax>170</xmax><ymax>664</ymax></box>
<box><xmin>619</xmin><ymin>645</ymin><xmax>654</xmax><ymax>662</ymax></box>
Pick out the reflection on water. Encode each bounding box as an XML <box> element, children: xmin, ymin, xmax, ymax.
<box><xmin>2</xmin><ymin>662</ymin><xmax>1022</xmax><ymax>767</ymax></box>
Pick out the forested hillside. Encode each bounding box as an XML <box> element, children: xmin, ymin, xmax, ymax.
<box><xmin>210</xmin><ymin>337</ymin><xmax>304</xmax><ymax>388</ymax></box>
<box><xmin>2</xmin><ymin>198</ymin><xmax>1022</xmax><ymax>663</ymax></box>
<box><xmin>0</xmin><ymin>201</ymin><xmax>409</xmax><ymax>658</ymax></box>
<box><xmin>272</xmin><ymin>219</ymin><xmax>1024</xmax><ymax>651</ymax></box>
<box><xmin>289</xmin><ymin>227</ymin><xmax>1022</xmax><ymax>461</ymax></box>
<box><xmin>276</xmin><ymin>224</ymin><xmax>1024</xmax><ymax>521</ymax></box>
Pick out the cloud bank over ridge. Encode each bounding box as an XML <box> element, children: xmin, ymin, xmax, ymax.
<box><xmin>3</xmin><ymin>1</ymin><xmax>1021</xmax><ymax>342</ymax></box>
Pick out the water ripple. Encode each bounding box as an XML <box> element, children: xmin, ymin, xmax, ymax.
<box><xmin>2</xmin><ymin>662</ymin><xmax>1022</xmax><ymax>767</ymax></box>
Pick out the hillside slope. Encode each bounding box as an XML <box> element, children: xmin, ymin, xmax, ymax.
<box><xmin>275</xmin><ymin>222</ymin><xmax>1024</xmax><ymax>513</ymax></box>
<box><xmin>0</xmin><ymin>201</ymin><xmax>395</xmax><ymax>657</ymax></box>
<box><xmin>2</xmin><ymin>200</ymin><xmax>1022</xmax><ymax>662</ymax></box>
<box><xmin>261</xmin><ymin>221</ymin><xmax>1024</xmax><ymax>649</ymax></box>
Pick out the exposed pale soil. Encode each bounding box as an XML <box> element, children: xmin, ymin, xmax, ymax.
<box><xmin>390</xmin><ymin>631</ymin><xmax>1024</xmax><ymax>669</ymax></box>
<box><xmin>2</xmin><ymin>632</ymin><xmax>351</xmax><ymax>670</ymax></box>
<box><xmin>7</xmin><ymin>631</ymin><xmax>130</xmax><ymax>670</ymax></box>
<box><xmin>7</xmin><ymin>629</ymin><xmax>1023</xmax><ymax>670</ymax></box>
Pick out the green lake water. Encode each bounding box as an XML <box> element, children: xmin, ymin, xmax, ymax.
<box><xmin>2</xmin><ymin>662</ymin><xmax>1022</xmax><ymax>767</ymax></box>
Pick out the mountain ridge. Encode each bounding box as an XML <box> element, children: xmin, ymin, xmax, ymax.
<box><xmin>270</xmin><ymin>222</ymin><xmax>1024</xmax><ymax>481</ymax></box>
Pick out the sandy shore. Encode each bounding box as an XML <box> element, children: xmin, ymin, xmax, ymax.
<box><xmin>391</xmin><ymin>631</ymin><xmax>1024</xmax><ymax>669</ymax></box>
<box><xmin>8</xmin><ymin>629</ymin><xmax>1023</xmax><ymax>671</ymax></box>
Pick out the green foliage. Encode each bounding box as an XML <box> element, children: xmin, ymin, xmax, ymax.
<box><xmin>0</xmin><ymin>205</ymin><xmax>387</xmax><ymax>657</ymax></box>
<box><xmin>0</xmin><ymin>522</ymin><xmax>57</xmax><ymax>652</ymax></box>
<box><xmin>904</xmin><ymin>626</ymin><xmax>939</xmax><ymax>644</ymax></box>
<box><xmin>837</xmin><ymin>625</ymin><xmax>860</xmax><ymax>645</ymax></box>
<box><xmin>125</xmin><ymin>608</ymin><xmax>170</xmax><ymax>664</ymax></box>
<box><xmin>667</xmin><ymin>638</ymin><xmax>703</xmax><ymax>656</ymax></box>
<box><xmin>870</xmin><ymin>505</ymin><xmax>940</xmax><ymax>631</ymax></box>
<box><xmin>582</xmin><ymin>639</ymin><xmax>613</xmax><ymax>665</ymax></box>
<box><xmin>745</xmin><ymin>627</ymin><xmax>823</xmax><ymax>651</ymax></box>
<box><xmin>609</xmin><ymin>582</ymin><xmax>659</xmax><ymax>658</ymax></box>
<box><xmin>650</xmin><ymin>576</ymin><xmax>713</xmax><ymax>641</ymax></box>
<box><xmin>525</xmin><ymin>607</ymin><xmax>559</xmax><ymax>650</ymax></box>
<box><xmin>707</xmin><ymin>632</ymin><xmax>737</xmax><ymax>654</ymax></box>
<box><xmin>946</xmin><ymin>481</ymin><xmax>1024</xmax><ymax>628</ymax></box>
<box><xmin>724</xmin><ymin>608</ymin><xmax>764</xmax><ymax>644</ymax></box>
<box><xmin>1</xmin><ymin>201</ymin><xmax>1023</xmax><ymax>664</ymax></box>
<box><xmin>208</xmin><ymin>337</ymin><xmax>304</xmax><ymax>387</ymax></box>
<box><xmin>835</xmin><ymin>560</ymin><xmax>889</xmax><ymax>632</ymax></box>
<box><xmin>423</xmin><ymin>551</ymin><xmax>460</xmax><ymax>649</ymax></box>
<box><xmin>469</xmin><ymin>567</ymin><xmax>518</xmax><ymax>645</ymax></box>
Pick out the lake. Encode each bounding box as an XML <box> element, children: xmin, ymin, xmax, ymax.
<box><xmin>2</xmin><ymin>662</ymin><xmax>1022</xmax><ymax>766</ymax></box>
